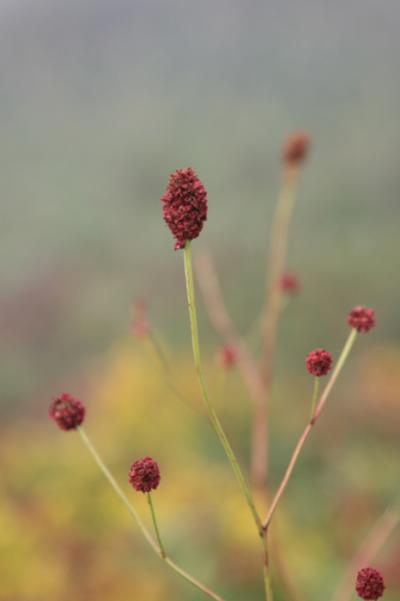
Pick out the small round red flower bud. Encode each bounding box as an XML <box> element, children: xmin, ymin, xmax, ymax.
<box><xmin>356</xmin><ymin>567</ymin><xmax>385</xmax><ymax>600</ymax></box>
<box><xmin>49</xmin><ymin>393</ymin><xmax>85</xmax><ymax>430</ymax></box>
<box><xmin>306</xmin><ymin>348</ymin><xmax>332</xmax><ymax>377</ymax></box>
<box><xmin>347</xmin><ymin>306</ymin><xmax>376</xmax><ymax>333</ymax></box>
<box><xmin>161</xmin><ymin>167</ymin><xmax>208</xmax><ymax>250</ymax></box>
<box><xmin>216</xmin><ymin>344</ymin><xmax>237</xmax><ymax>369</ymax></box>
<box><xmin>282</xmin><ymin>131</ymin><xmax>310</xmax><ymax>166</ymax></box>
<box><xmin>129</xmin><ymin>457</ymin><xmax>160</xmax><ymax>493</ymax></box>
<box><xmin>131</xmin><ymin>299</ymin><xmax>149</xmax><ymax>338</ymax></box>
<box><xmin>280</xmin><ymin>272</ymin><xmax>300</xmax><ymax>295</ymax></box>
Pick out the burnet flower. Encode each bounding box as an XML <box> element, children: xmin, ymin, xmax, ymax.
<box><xmin>306</xmin><ymin>348</ymin><xmax>333</xmax><ymax>377</ymax></box>
<box><xmin>49</xmin><ymin>393</ymin><xmax>85</xmax><ymax>431</ymax></box>
<box><xmin>348</xmin><ymin>306</ymin><xmax>376</xmax><ymax>333</ymax></box>
<box><xmin>356</xmin><ymin>567</ymin><xmax>385</xmax><ymax>600</ymax></box>
<box><xmin>129</xmin><ymin>457</ymin><xmax>161</xmax><ymax>493</ymax></box>
<box><xmin>282</xmin><ymin>131</ymin><xmax>310</xmax><ymax>167</ymax></box>
<box><xmin>161</xmin><ymin>167</ymin><xmax>208</xmax><ymax>250</ymax></box>
<box><xmin>216</xmin><ymin>344</ymin><xmax>238</xmax><ymax>369</ymax></box>
<box><xmin>280</xmin><ymin>272</ymin><xmax>300</xmax><ymax>294</ymax></box>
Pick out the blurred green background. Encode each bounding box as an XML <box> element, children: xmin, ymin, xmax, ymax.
<box><xmin>0</xmin><ymin>1</ymin><xmax>399</xmax><ymax>600</ymax></box>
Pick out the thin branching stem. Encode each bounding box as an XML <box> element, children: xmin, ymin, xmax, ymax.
<box><xmin>258</xmin><ymin>167</ymin><xmax>300</xmax><ymax>487</ymax></box>
<box><xmin>144</xmin><ymin>328</ymin><xmax>199</xmax><ymax>412</ymax></box>
<box><xmin>183</xmin><ymin>242</ymin><xmax>273</xmax><ymax>601</ymax></box>
<box><xmin>183</xmin><ymin>242</ymin><xmax>263</xmax><ymax>535</ymax></box>
<box><xmin>147</xmin><ymin>492</ymin><xmax>166</xmax><ymax>558</ymax></box>
<box><xmin>77</xmin><ymin>427</ymin><xmax>159</xmax><ymax>552</ymax></box>
<box><xmin>263</xmin><ymin>329</ymin><xmax>358</xmax><ymax>531</ymax></box>
<box><xmin>309</xmin><ymin>378</ymin><xmax>320</xmax><ymax>421</ymax></box>
<box><xmin>77</xmin><ymin>427</ymin><xmax>226</xmax><ymax>601</ymax></box>
<box><xmin>194</xmin><ymin>250</ymin><xmax>268</xmax><ymax>490</ymax></box>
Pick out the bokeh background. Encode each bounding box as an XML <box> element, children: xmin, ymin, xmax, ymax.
<box><xmin>1</xmin><ymin>1</ymin><xmax>399</xmax><ymax>600</ymax></box>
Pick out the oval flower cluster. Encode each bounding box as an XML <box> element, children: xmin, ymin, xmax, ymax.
<box><xmin>280</xmin><ymin>272</ymin><xmax>300</xmax><ymax>295</ymax></box>
<box><xmin>216</xmin><ymin>344</ymin><xmax>237</xmax><ymax>369</ymax></box>
<box><xmin>282</xmin><ymin>131</ymin><xmax>310</xmax><ymax>166</ymax></box>
<box><xmin>161</xmin><ymin>167</ymin><xmax>208</xmax><ymax>250</ymax></box>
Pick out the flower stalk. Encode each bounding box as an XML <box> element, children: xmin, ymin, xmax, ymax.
<box><xmin>309</xmin><ymin>378</ymin><xmax>320</xmax><ymax>420</ymax></box>
<box><xmin>262</xmin><ymin>536</ymin><xmax>274</xmax><ymax>601</ymax></box>
<box><xmin>260</xmin><ymin>167</ymin><xmax>299</xmax><ymax>385</ymax></box>
<box><xmin>145</xmin><ymin>330</ymin><xmax>198</xmax><ymax>411</ymax></box>
<box><xmin>147</xmin><ymin>492</ymin><xmax>166</xmax><ymax>558</ymax></box>
<box><xmin>77</xmin><ymin>426</ymin><xmax>226</xmax><ymax>601</ymax></box>
<box><xmin>258</xmin><ymin>166</ymin><xmax>301</xmax><ymax>489</ymax></box>
<box><xmin>77</xmin><ymin>426</ymin><xmax>159</xmax><ymax>552</ymax></box>
<box><xmin>183</xmin><ymin>241</ymin><xmax>276</xmax><ymax>601</ymax></box>
<box><xmin>183</xmin><ymin>241</ymin><xmax>263</xmax><ymax>536</ymax></box>
<box><xmin>194</xmin><ymin>250</ymin><xmax>269</xmax><ymax>491</ymax></box>
<box><xmin>262</xmin><ymin>328</ymin><xmax>358</xmax><ymax>531</ymax></box>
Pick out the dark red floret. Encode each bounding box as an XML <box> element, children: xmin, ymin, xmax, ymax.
<box><xmin>49</xmin><ymin>393</ymin><xmax>85</xmax><ymax>430</ymax></box>
<box><xmin>216</xmin><ymin>344</ymin><xmax>237</xmax><ymax>369</ymax></box>
<box><xmin>347</xmin><ymin>306</ymin><xmax>376</xmax><ymax>333</ymax></box>
<box><xmin>280</xmin><ymin>272</ymin><xmax>300</xmax><ymax>294</ymax></box>
<box><xmin>129</xmin><ymin>456</ymin><xmax>160</xmax><ymax>493</ymax></box>
<box><xmin>161</xmin><ymin>167</ymin><xmax>208</xmax><ymax>250</ymax></box>
<box><xmin>356</xmin><ymin>567</ymin><xmax>385</xmax><ymax>600</ymax></box>
<box><xmin>131</xmin><ymin>299</ymin><xmax>150</xmax><ymax>338</ymax></box>
<box><xmin>306</xmin><ymin>348</ymin><xmax>333</xmax><ymax>377</ymax></box>
<box><xmin>282</xmin><ymin>131</ymin><xmax>310</xmax><ymax>166</ymax></box>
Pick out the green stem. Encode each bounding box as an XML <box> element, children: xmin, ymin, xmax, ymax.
<box><xmin>164</xmin><ymin>558</ymin><xmax>225</xmax><ymax>601</ymax></box>
<box><xmin>147</xmin><ymin>492</ymin><xmax>166</xmax><ymax>558</ymax></box>
<box><xmin>216</xmin><ymin>369</ymin><xmax>227</xmax><ymax>406</ymax></box>
<box><xmin>264</xmin><ymin>569</ymin><xmax>273</xmax><ymax>601</ymax></box>
<box><xmin>145</xmin><ymin>330</ymin><xmax>198</xmax><ymax>411</ymax></box>
<box><xmin>148</xmin><ymin>329</ymin><xmax>170</xmax><ymax>374</ymax></box>
<box><xmin>77</xmin><ymin>426</ymin><xmax>159</xmax><ymax>553</ymax></box>
<box><xmin>183</xmin><ymin>241</ymin><xmax>263</xmax><ymax>535</ymax></box>
<box><xmin>312</xmin><ymin>329</ymin><xmax>358</xmax><ymax>422</ymax></box>
<box><xmin>77</xmin><ymin>427</ymin><xmax>226</xmax><ymax>601</ymax></box>
<box><xmin>309</xmin><ymin>378</ymin><xmax>320</xmax><ymax>421</ymax></box>
<box><xmin>262</xmin><ymin>536</ymin><xmax>274</xmax><ymax>601</ymax></box>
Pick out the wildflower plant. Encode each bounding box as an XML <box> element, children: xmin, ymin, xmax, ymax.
<box><xmin>49</xmin><ymin>133</ymin><xmax>398</xmax><ymax>601</ymax></box>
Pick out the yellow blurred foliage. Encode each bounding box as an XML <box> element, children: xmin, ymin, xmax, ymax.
<box><xmin>1</xmin><ymin>337</ymin><xmax>399</xmax><ymax>600</ymax></box>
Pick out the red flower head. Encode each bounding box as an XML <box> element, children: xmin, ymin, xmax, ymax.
<box><xmin>282</xmin><ymin>131</ymin><xmax>310</xmax><ymax>167</ymax></box>
<box><xmin>161</xmin><ymin>167</ymin><xmax>208</xmax><ymax>250</ymax></box>
<box><xmin>49</xmin><ymin>393</ymin><xmax>85</xmax><ymax>431</ymax></box>
<box><xmin>348</xmin><ymin>306</ymin><xmax>376</xmax><ymax>333</ymax></box>
<box><xmin>216</xmin><ymin>344</ymin><xmax>237</xmax><ymax>369</ymax></box>
<box><xmin>129</xmin><ymin>457</ymin><xmax>160</xmax><ymax>493</ymax></box>
<box><xmin>280</xmin><ymin>272</ymin><xmax>300</xmax><ymax>295</ymax></box>
<box><xmin>131</xmin><ymin>299</ymin><xmax>149</xmax><ymax>338</ymax></box>
<box><xmin>356</xmin><ymin>567</ymin><xmax>385</xmax><ymax>600</ymax></box>
<box><xmin>306</xmin><ymin>348</ymin><xmax>333</xmax><ymax>377</ymax></box>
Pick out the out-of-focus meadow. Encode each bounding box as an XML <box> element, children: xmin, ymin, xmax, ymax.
<box><xmin>1</xmin><ymin>1</ymin><xmax>400</xmax><ymax>600</ymax></box>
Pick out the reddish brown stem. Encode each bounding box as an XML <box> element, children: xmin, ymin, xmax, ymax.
<box><xmin>259</xmin><ymin>167</ymin><xmax>299</xmax><ymax>393</ymax></box>
<box><xmin>194</xmin><ymin>250</ymin><xmax>268</xmax><ymax>488</ymax></box>
<box><xmin>195</xmin><ymin>251</ymin><xmax>307</xmax><ymax>601</ymax></box>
